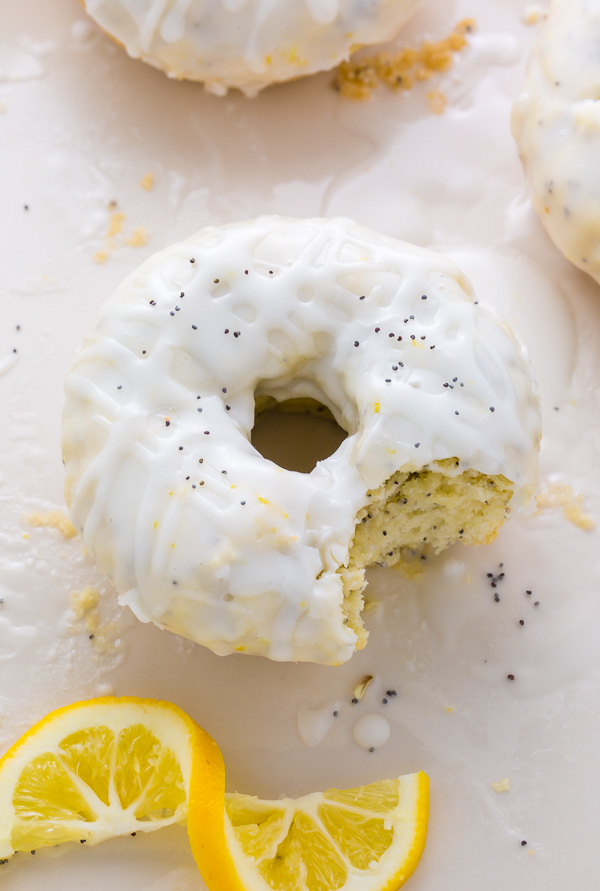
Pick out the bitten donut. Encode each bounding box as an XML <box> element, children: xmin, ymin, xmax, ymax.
<box><xmin>62</xmin><ymin>217</ymin><xmax>540</xmax><ymax>665</ymax></box>
<box><xmin>81</xmin><ymin>0</ymin><xmax>421</xmax><ymax>96</ymax></box>
<box><xmin>512</xmin><ymin>0</ymin><xmax>600</xmax><ymax>286</ymax></box>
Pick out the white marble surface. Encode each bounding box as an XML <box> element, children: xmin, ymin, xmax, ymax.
<box><xmin>1</xmin><ymin>1</ymin><xmax>600</xmax><ymax>888</ymax></box>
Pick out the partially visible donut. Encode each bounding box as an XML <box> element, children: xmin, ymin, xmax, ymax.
<box><xmin>81</xmin><ymin>0</ymin><xmax>421</xmax><ymax>96</ymax></box>
<box><xmin>512</xmin><ymin>0</ymin><xmax>600</xmax><ymax>286</ymax></box>
<box><xmin>62</xmin><ymin>217</ymin><xmax>540</xmax><ymax>665</ymax></box>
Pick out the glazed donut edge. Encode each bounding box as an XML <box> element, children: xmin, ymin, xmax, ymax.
<box><xmin>512</xmin><ymin>0</ymin><xmax>600</xmax><ymax>287</ymax></box>
<box><xmin>82</xmin><ymin>0</ymin><xmax>423</xmax><ymax>96</ymax></box>
<box><xmin>62</xmin><ymin>216</ymin><xmax>541</xmax><ymax>665</ymax></box>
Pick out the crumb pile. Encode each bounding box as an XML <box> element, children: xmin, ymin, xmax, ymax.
<box><xmin>334</xmin><ymin>19</ymin><xmax>475</xmax><ymax>102</ymax></box>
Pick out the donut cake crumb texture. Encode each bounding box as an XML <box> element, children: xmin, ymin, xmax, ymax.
<box><xmin>62</xmin><ymin>216</ymin><xmax>540</xmax><ymax>665</ymax></box>
<box><xmin>334</xmin><ymin>18</ymin><xmax>475</xmax><ymax>102</ymax></box>
<box><xmin>512</xmin><ymin>0</ymin><xmax>600</xmax><ymax>285</ymax></box>
<box><xmin>341</xmin><ymin>462</ymin><xmax>513</xmax><ymax>648</ymax></box>
<box><xmin>82</xmin><ymin>0</ymin><xmax>422</xmax><ymax>96</ymax></box>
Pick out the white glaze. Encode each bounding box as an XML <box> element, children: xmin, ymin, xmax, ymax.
<box><xmin>512</xmin><ymin>0</ymin><xmax>600</xmax><ymax>286</ymax></box>
<box><xmin>62</xmin><ymin>216</ymin><xmax>540</xmax><ymax>665</ymax></box>
<box><xmin>82</xmin><ymin>0</ymin><xmax>421</xmax><ymax>95</ymax></box>
<box><xmin>352</xmin><ymin>712</ymin><xmax>390</xmax><ymax>750</ymax></box>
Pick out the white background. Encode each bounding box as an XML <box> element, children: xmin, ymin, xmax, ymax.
<box><xmin>1</xmin><ymin>1</ymin><xmax>600</xmax><ymax>888</ymax></box>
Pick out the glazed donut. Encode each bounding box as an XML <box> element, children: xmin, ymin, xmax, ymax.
<box><xmin>62</xmin><ymin>217</ymin><xmax>540</xmax><ymax>665</ymax></box>
<box><xmin>512</xmin><ymin>0</ymin><xmax>600</xmax><ymax>286</ymax></box>
<box><xmin>81</xmin><ymin>0</ymin><xmax>421</xmax><ymax>96</ymax></box>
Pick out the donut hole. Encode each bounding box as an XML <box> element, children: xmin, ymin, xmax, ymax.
<box><xmin>251</xmin><ymin>396</ymin><xmax>348</xmax><ymax>473</ymax></box>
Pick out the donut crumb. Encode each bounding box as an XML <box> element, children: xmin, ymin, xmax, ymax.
<box><xmin>338</xmin><ymin>460</ymin><xmax>513</xmax><ymax>648</ymax></box>
<box><xmin>334</xmin><ymin>19</ymin><xmax>475</xmax><ymax>102</ymax></box>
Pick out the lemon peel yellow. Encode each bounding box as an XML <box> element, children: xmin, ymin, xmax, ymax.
<box><xmin>0</xmin><ymin>697</ymin><xmax>429</xmax><ymax>891</ymax></box>
<box><xmin>0</xmin><ymin>697</ymin><xmax>222</xmax><ymax>860</ymax></box>
<box><xmin>189</xmin><ymin>772</ymin><xmax>429</xmax><ymax>891</ymax></box>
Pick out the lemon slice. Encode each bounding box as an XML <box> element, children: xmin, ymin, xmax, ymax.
<box><xmin>189</xmin><ymin>772</ymin><xmax>429</xmax><ymax>891</ymax></box>
<box><xmin>0</xmin><ymin>697</ymin><xmax>223</xmax><ymax>860</ymax></box>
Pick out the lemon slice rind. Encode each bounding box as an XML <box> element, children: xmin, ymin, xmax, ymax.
<box><xmin>190</xmin><ymin>771</ymin><xmax>429</xmax><ymax>891</ymax></box>
<box><xmin>0</xmin><ymin>697</ymin><xmax>220</xmax><ymax>860</ymax></box>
